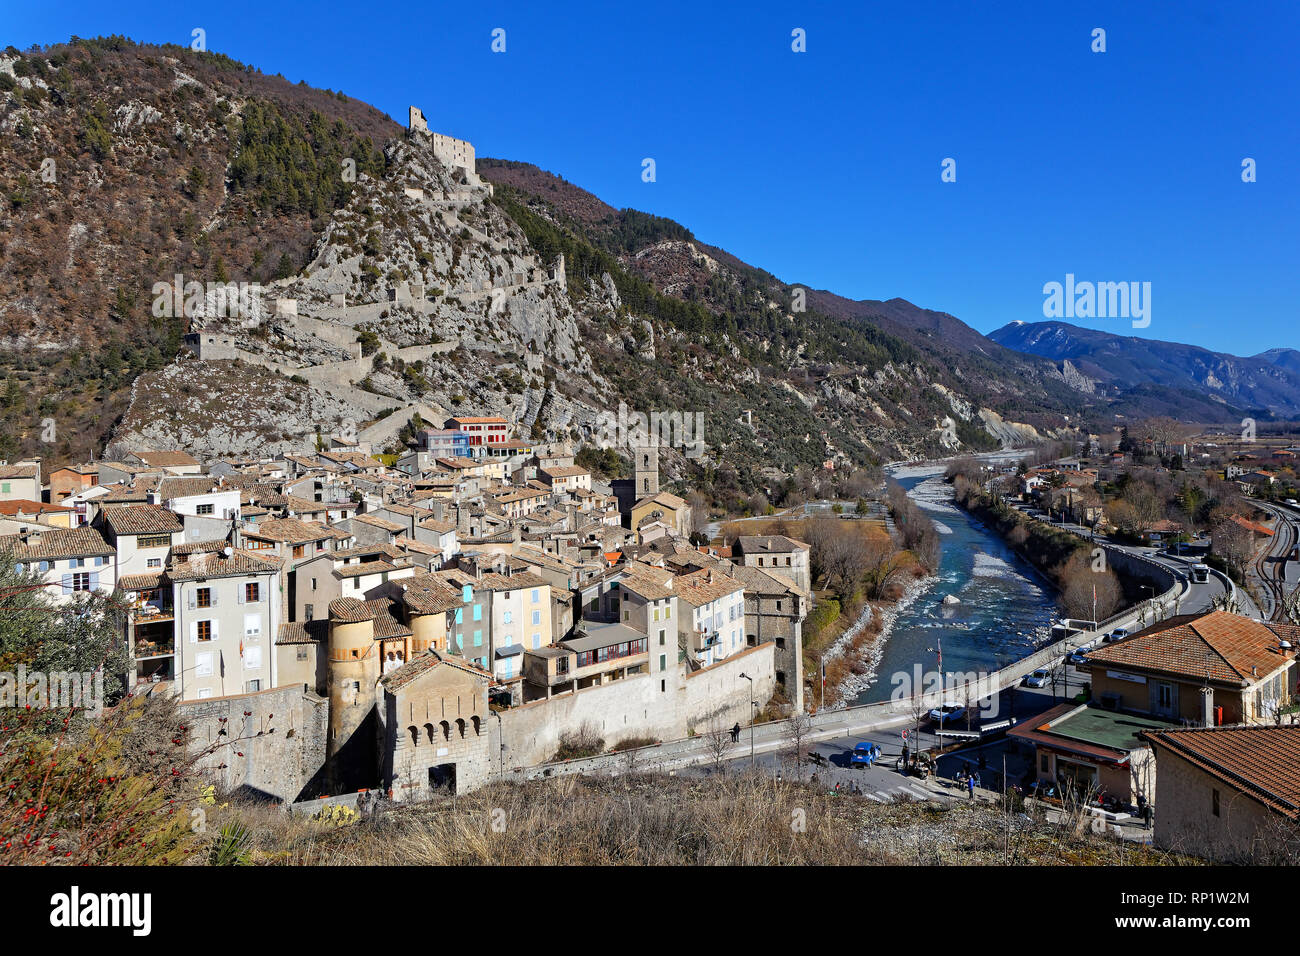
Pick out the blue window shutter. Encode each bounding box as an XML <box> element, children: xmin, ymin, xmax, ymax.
<box><xmin>89</xmin><ymin>572</ymin><xmax>99</xmax><ymax>591</ymax></box>
<box><xmin>61</xmin><ymin>574</ymin><xmax>73</xmax><ymax>593</ymax></box>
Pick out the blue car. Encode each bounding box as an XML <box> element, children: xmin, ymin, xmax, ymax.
<box><xmin>850</xmin><ymin>742</ymin><xmax>882</xmax><ymax>767</ymax></box>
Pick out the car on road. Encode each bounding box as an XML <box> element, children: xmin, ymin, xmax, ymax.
<box><xmin>1105</xmin><ymin>628</ymin><xmax>1129</xmax><ymax>643</ymax></box>
<box><xmin>1022</xmin><ymin>668</ymin><xmax>1051</xmax><ymax>688</ymax></box>
<box><xmin>927</xmin><ymin>702</ymin><xmax>966</xmax><ymax>725</ymax></box>
<box><xmin>1066</xmin><ymin>650</ymin><xmax>1089</xmax><ymax>666</ymax></box>
<box><xmin>849</xmin><ymin>742</ymin><xmax>882</xmax><ymax>767</ymax></box>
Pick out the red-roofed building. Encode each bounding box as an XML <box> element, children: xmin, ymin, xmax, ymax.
<box><xmin>1142</xmin><ymin>725</ymin><xmax>1300</xmax><ymax>863</ymax></box>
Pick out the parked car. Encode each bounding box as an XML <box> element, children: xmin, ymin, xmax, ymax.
<box><xmin>849</xmin><ymin>742</ymin><xmax>882</xmax><ymax>767</ymax></box>
<box><xmin>1066</xmin><ymin>650</ymin><xmax>1089</xmax><ymax>666</ymax></box>
<box><xmin>1105</xmin><ymin>627</ymin><xmax>1129</xmax><ymax>643</ymax></box>
<box><xmin>1022</xmin><ymin>668</ymin><xmax>1051</xmax><ymax>688</ymax></box>
<box><xmin>927</xmin><ymin>702</ymin><xmax>966</xmax><ymax>725</ymax></box>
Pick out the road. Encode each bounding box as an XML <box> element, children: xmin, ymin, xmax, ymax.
<box><xmin>1005</xmin><ymin>500</ymin><xmax>1245</xmax><ymax>617</ymax></box>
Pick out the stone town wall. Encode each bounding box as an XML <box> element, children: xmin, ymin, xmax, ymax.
<box><xmin>180</xmin><ymin>683</ymin><xmax>328</xmax><ymax>804</ymax></box>
<box><xmin>497</xmin><ymin>642</ymin><xmax>776</xmax><ymax>768</ymax></box>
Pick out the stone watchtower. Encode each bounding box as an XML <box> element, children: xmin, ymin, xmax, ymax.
<box><xmin>408</xmin><ymin>105</ymin><xmax>430</xmax><ymax>136</ymax></box>
<box><xmin>325</xmin><ymin>598</ymin><xmax>380</xmax><ymax>792</ymax></box>
<box><xmin>635</xmin><ymin>444</ymin><xmax>659</xmax><ymax>498</ymax></box>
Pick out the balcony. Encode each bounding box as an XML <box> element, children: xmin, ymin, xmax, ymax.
<box><xmin>690</xmin><ymin>629</ymin><xmax>721</xmax><ymax>653</ymax></box>
<box><xmin>130</xmin><ymin>600</ymin><xmax>174</xmax><ymax>623</ymax></box>
<box><xmin>134</xmin><ymin>634</ymin><xmax>175</xmax><ymax>660</ymax></box>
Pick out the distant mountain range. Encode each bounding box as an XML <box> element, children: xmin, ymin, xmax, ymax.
<box><xmin>989</xmin><ymin>321</ymin><xmax>1300</xmax><ymax>420</ymax></box>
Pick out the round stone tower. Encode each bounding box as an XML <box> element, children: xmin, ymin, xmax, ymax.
<box><xmin>325</xmin><ymin>597</ymin><xmax>379</xmax><ymax>792</ymax></box>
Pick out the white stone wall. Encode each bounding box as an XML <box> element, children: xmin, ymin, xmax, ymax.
<box><xmin>498</xmin><ymin>642</ymin><xmax>776</xmax><ymax>767</ymax></box>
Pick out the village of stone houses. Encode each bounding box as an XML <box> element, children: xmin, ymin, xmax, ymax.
<box><xmin>2</xmin><ymin>34</ymin><xmax>1299</xmax><ymax>881</ymax></box>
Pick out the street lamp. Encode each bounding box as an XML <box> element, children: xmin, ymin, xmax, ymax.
<box><xmin>739</xmin><ymin>672</ymin><xmax>755</xmax><ymax>767</ymax></box>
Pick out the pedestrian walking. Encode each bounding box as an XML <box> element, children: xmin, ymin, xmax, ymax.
<box><xmin>731</xmin><ymin>722</ymin><xmax>740</xmax><ymax>743</ymax></box>
<box><xmin>967</xmin><ymin>775</ymin><xmax>976</xmax><ymax>799</ymax></box>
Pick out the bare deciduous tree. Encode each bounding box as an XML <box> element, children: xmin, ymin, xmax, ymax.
<box><xmin>702</xmin><ymin>718</ymin><xmax>733</xmax><ymax>772</ymax></box>
<box><xmin>784</xmin><ymin>711</ymin><xmax>814</xmax><ymax>782</ymax></box>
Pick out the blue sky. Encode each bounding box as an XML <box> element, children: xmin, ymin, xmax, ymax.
<box><xmin>7</xmin><ymin>0</ymin><xmax>1298</xmax><ymax>356</ymax></box>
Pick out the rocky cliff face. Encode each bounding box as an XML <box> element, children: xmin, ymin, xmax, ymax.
<box><xmin>3</xmin><ymin>38</ymin><xmax>1085</xmax><ymax>477</ymax></box>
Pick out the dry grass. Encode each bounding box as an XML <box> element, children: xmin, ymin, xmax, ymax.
<box><xmin>200</xmin><ymin>772</ymin><xmax>1198</xmax><ymax>866</ymax></box>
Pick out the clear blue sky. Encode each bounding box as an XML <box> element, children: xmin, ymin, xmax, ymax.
<box><xmin>7</xmin><ymin>0</ymin><xmax>1298</xmax><ymax>356</ymax></box>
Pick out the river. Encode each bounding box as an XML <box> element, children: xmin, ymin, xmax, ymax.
<box><xmin>847</xmin><ymin>465</ymin><xmax>1058</xmax><ymax>705</ymax></box>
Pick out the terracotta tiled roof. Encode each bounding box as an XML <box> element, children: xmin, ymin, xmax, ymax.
<box><xmin>119</xmin><ymin>572</ymin><xmax>164</xmax><ymax>591</ymax></box>
<box><xmin>352</xmin><ymin>514</ymin><xmax>404</xmax><ymax>532</ymax></box>
<box><xmin>167</xmin><ymin>548</ymin><xmax>280</xmax><ymax>582</ymax></box>
<box><xmin>380</xmin><ymin>648</ymin><xmax>491</xmax><ymax>692</ymax></box>
<box><xmin>728</xmin><ymin>563</ymin><xmax>800</xmax><ymax>597</ymax></box>
<box><xmin>278</xmin><ymin>619</ymin><xmax>328</xmax><ymax>644</ymax></box>
<box><xmin>101</xmin><ymin>504</ymin><xmax>184</xmax><ymax>536</ymax></box>
<box><xmin>1142</xmin><ymin>726</ymin><xmax>1300</xmax><ymax>819</ymax></box>
<box><xmin>418</xmin><ymin>516</ymin><xmax>457</xmax><ymax>534</ymax></box>
<box><xmin>1084</xmin><ymin>610</ymin><xmax>1299</xmax><ymax>687</ymax></box>
<box><xmin>736</xmin><ymin>534</ymin><xmax>810</xmax><ymax>553</ymax></box>
<box><xmin>129</xmin><ymin>450</ymin><xmax>200</xmax><ymax>468</ymax></box>
<box><xmin>675</xmin><ymin>567</ymin><xmax>745</xmax><ymax>607</ymax></box>
<box><xmin>100</xmin><ymin>475</ymin><xmax>164</xmax><ymax>501</ymax></box>
<box><xmin>0</xmin><ymin>499</ymin><xmax>73</xmax><ymax>517</ymax></box>
<box><xmin>399</xmin><ymin>573</ymin><xmax>463</xmax><ymax>614</ymax></box>
<box><xmin>335</xmin><ymin>559</ymin><xmax>402</xmax><ymax>578</ymax></box>
<box><xmin>635</xmin><ymin>491</ymin><xmax>686</xmax><ymax>510</ymax></box>
<box><xmin>615</xmin><ymin>563</ymin><xmax>677</xmax><ymax>601</ymax></box>
<box><xmin>244</xmin><ymin>517</ymin><xmax>332</xmax><ymax>544</ymax></box>
<box><xmin>1225</xmin><ymin>514</ymin><xmax>1274</xmax><ymax>537</ymax></box>
<box><xmin>364</xmin><ymin>597</ymin><xmax>413</xmax><ymax>639</ymax></box>
<box><xmin>0</xmin><ymin>526</ymin><xmax>114</xmax><ymax>560</ymax></box>
<box><xmin>332</xmin><ymin>543</ymin><xmax>404</xmax><ymax>561</ymax></box>
<box><xmin>329</xmin><ymin>597</ymin><xmax>372</xmax><ymax>622</ymax></box>
<box><xmin>157</xmin><ymin>476</ymin><xmax>226</xmax><ymax>499</ymax></box>
<box><xmin>170</xmin><ymin>538</ymin><xmax>229</xmax><ymax>555</ymax></box>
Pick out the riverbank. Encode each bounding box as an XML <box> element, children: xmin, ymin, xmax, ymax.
<box><xmin>846</xmin><ymin>472</ymin><xmax>1061</xmax><ymax>706</ymax></box>
<box><xmin>820</xmin><ymin>570</ymin><xmax>935</xmax><ymax>710</ymax></box>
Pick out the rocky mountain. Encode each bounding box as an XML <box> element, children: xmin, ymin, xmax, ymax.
<box><xmin>989</xmin><ymin>320</ymin><xmax>1300</xmax><ymax>421</ymax></box>
<box><xmin>1257</xmin><ymin>348</ymin><xmax>1300</xmax><ymax>377</ymax></box>
<box><xmin>19</xmin><ymin>37</ymin><xmax>1258</xmax><ymax>491</ymax></box>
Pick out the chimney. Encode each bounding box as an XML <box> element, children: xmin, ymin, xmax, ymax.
<box><xmin>1201</xmin><ymin>685</ymin><xmax>1216</xmax><ymax>727</ymax></box>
